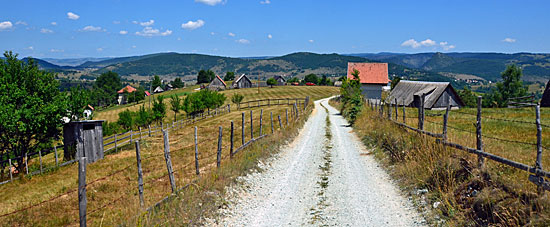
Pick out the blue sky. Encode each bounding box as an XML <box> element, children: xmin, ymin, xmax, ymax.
<box><xmin>1</xmin><ymin>0</ymin><xmax>549</xmax><ymax>58</ymax></box>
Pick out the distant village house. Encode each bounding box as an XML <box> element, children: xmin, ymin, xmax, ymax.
<box><xmin>153</xmin><ymin>86</ymin><xmax>164</xmax><ymax>93</ymax></box>
<box><xmin>273</xmin><ymin>75</ymin><xmax>286</xmax><ymax>86</ymax></box>
<box><xmin>208</xmin><ymin>75</ymin><xmax>227</xmax><ymax>91</ymax></box>
<box><xmin>387</xmin><ymin>80</ymin><xmax>464</xmax><ymax>110</ymax></box>
<box><xmin>233</xmin><ymin>74</ymin><xmax>253</xmax><ymax>89</ymax></box>
<box><xmin>117</xmin><ymin>85</ymin><xmax>137</xmax><ymax>105</ymax></box>
<box><xmin>347</xmin><ymin>62</ymin><xmax>390</xmax><ymax>100</ymax></box>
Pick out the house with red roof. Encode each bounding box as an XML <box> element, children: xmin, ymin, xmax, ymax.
<box><xmin>208</xmin><ymin>75</ymin><xmax>227</xmax><ymax>91</ymax></box>
<box><xmin>347</xmin><ymin>62</ymin><xmax>390</xmax><ymax>100</ymax></box>
<box><xmin>117</xmin><ymin>85</ymin><xmax>145</xmax><ymax>105</ymax></box>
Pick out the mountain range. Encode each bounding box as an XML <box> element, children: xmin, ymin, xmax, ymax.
<box><xmin>26</xmin><ymin>51</ymin><xmax>550</xmax><ymax>86</ymax></box>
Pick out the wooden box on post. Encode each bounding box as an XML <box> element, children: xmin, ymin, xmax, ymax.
<box><xmin>63</xmin><ymin>120</ymin><xmax>104</xmax><ymax>164</ymax></box>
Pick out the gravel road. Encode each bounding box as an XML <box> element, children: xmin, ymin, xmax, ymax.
<box><xmin>213</xmin><ymin>98</ymin><xmax>423</xmax><ymax>226</ymax></box>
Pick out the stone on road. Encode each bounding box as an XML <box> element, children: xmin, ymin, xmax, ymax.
<box><xmin>215</xmin><ymin>98</ymin><xmax>423</xmax><ymax>226</ymax></box>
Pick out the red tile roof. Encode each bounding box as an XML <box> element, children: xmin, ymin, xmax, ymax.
<box><xmin>117</xmin><ymin>85</ymin><xmax>137</xmax><ymax>94</ymax></box>
<box><xmin>347</xmin><ymin>62</ymin><xmax>389</xmax><ymax>84</ymax></box>
<box><xmin>145</xmin><ymin>91</ymin><xmax>151</xmax><ymax>96</ymax></box>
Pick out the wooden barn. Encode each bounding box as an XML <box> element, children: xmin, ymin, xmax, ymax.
<box><xmin>347</xmin><ymin>62</ymin><xmax>390</xmax><ymax>100</ymax></box>
<box><xmin>387</xmin><ymin>80</ymin><xmax>464</xmax><ymax>110</ymax></box>
<box><xmin>233</xmin><ymin>74</ymin><xmax>252</xmax><ymax>89</ymax></box>
<box><xmin>273</xmin><ymin>75</ymin><xmax>286</xmax><ymax>86</ymax></box>
<box><xmin>208</xmin><ymin>75</ymin><xmax>227</xmax><ymax>91</ymax></box>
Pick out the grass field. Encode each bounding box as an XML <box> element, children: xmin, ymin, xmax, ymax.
<box><xmin>0</xmin><ymin>87</ymin><xmax>332</xmax><ymax>226</ymax></box>
<box><xmin>94</xmin><ymin>85</ymin><xmax>339</xmax><ymax>123</ymax></box>
<box><xmin>354</xmin><ymin>102</ymin><xmax>550</xmax><ymax>225</ymax></box>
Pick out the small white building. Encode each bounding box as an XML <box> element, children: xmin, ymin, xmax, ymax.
<box><xmin>347</xmin><ymin>62</ymin><xmax>390</xmax><ymax>100</ymax></box>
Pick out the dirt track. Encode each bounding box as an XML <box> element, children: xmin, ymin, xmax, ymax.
<box><xmin>214</xmin><ymin>98</ymin><xmax>423</xmax><ymax>226</ymax></box>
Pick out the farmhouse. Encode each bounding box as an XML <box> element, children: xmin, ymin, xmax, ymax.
<box><xmin>347</xmin><ymin>62</ymin><xmax>390</xmax><ymax>100</ymax></box>
<box><xmin>153</xmin><ymin>86</ymin><xmax>164</xmax><ymax>93</ymax></box>
<box><xmin>273</xmin><ymin>75</ymin><xmax>286</xmax><ymax>86</ymax></box>
<box><xmin>117</xmin><ymin>85</ymin><xmax>137</xmax><ymax>105</ymax></box>
<box><xmin>233</xmin><ymin>74</ymin><xmax>253</xmax><ymax>89</ymax></box>
<box><xmin>387</xmin><ymin>80</ymin><xmax>464</xmax><ymax>109</ymax></box>
<box><xmin>208</xmin><ymin>75</ymin><xmax>227</xmax><ymax>91</ymax></box>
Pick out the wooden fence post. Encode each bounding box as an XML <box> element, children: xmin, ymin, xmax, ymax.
<box><xmin>250</xmin><ymin>110</ymin><xmax>254</xmax><ymax>139</ymax></box>
<box><xmin>78</xmin><ymin>157</ymin><xmax>87</xmax><ymax>227</ymax></box>
<box><xmin>535</xmin><ymin>104</ymin><xmax>544</xmax><ymax>194</ymax></box>
<box><xmin>394</xmin><ymin>98</ymin><xmax>398</xmax><ymax>121</ymax></box>
<box><xmin>39</xmin><ymin>150</ymin><xmax>43</xmax><ymax>174</ymax></box>
<box><xmin>259</xmin><ymin>109</ymin><xmax>263</xmax><ymax>136</ymax></box>
<box><xmin>230</xmin><ymin>121</ymin><xmax>234</xmax><ymax>159</ymax></box>
<box><xmin>380</xmin><ymin>102</ymin><xmax>384</xmax><ymax>118</ymax></box>
<box><xmin>418</xmin><ymin>94</ymin><xmax>425</xmax><ymax>130</ymax></box>
<box><xmin>278</xmin><ymin>115</ymin><xmax>283</xmax><ymax>129</ymax></box>
<box><xmin>217</xmin><ymin>126</ymin><xmax>222</xmax><ymax>168</ymax></box>
<box><xmin>148</xmin><ymin>125</ymin><xmax>151</xmax><ymax>137</ymax></box>
<box><xmin>476</xmin><ymin>96</ymin><xmax>484</xmax><ymax>168</ymax></box>
<box><xmin>271</xmin><ymin>112</ymin><xmax>274</xmax><ymax>134</ymax></box>
<box><xmin>403</xmin><ymin>100</ymin><xmax>406</xmax><ymax>123</ymax></box>
<box><xmin>242</xmin><ymin>112</ymin><xmax>245</xmax><ymax>145</ymax></box>
<box><xmin>228</xmin><ymin>104</ymin><xmax>231</xmax><ymax>113</ymax></box>
<box><xmin>162</xmin><ymin>130</ymin><xmax>176</xmax><ymax>193</ymax></box>
<box><xmin>443</xmin><ymin>96</ymin><xmax>451</xmax><ymax>141</ymax></box>
<box><xmin>286</xmin><ymin>109</ymin><xmax>289</xmax><ymax>125</ymax></box>
<box><xmin>194</xmin><ymin>126</ymin><xmax>200</xmax><ymax>175</ymax></box>
<box><xmin>54</xmin><ymin>146</ymin><xmax>59</xmax><ymax>167</ymax></box>
<box><xmin>388</xmin><ymin>102</ymin><xmax>392</xmax><ymax>119</ymax></box>
<box><xmin>134</xmin><ymin>140</ymin><xmax>144</xmax><ymax>207</ymax></box>
<box><xmin>8</xmin><ymin>159</ymin><xmax>13</xmax><ymax>181</ymax></box>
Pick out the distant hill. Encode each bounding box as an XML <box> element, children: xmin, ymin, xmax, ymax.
<box><xmin>22</xmin><ymin>57</ymin><xmax>65</xmax><ymax>71</ymax></box>
<box><xmin>42</xmin><ymin>57</ymin><xmax>112</xmax><ymax>67</ymax></box>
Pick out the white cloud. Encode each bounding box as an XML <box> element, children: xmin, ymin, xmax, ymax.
<box><xmin>25</xmin><ymin>46</ymin><xmax>34</xmax><ymax>50</ymax></box>
<box><xmin>51</xmin><ymin>22</ymin><xmax>57</xmax><ymax>26</ymax></box>
<box><xmin>401</xmin><ymin>39</ymin><xmax>421</xmax><ymax>48</ymax></box>
<box><xmin>181</xmin><ymin>19</ymin><xmax>205</xmax><ymax>30</ymax></box>
<box><xmin>177</xmin><ymin>37</ymin><xmax>181</xmax><ymax>41</ymax></box>
<box><xmin>195</xmin><ymin>0</ymin><xmax>224</xmax><ymax>6</ymax></box>
<box><xmin>81</xmin><ymin>25</ymin><xmax>104</xmax><ymax>32</ymax></box>
<box><xmin>420</xmin><ymin>39</ymin><xmax>436</xmax><ymax>46</ymax></box>
<box><xmin>132</xmin><ymin>45</ymin><xmax>137</xmax><ymax>48</ymax></box>
<box><xmin>119</xmin><ymin>30</ymin><xmax>128</xmax><ymax>35</ymax></box>
<box><xmin>50</xmin><ymin>49</ymin><xmax>64</xmax><ymax>53</ymax></box>
<box><xmin>502</xmin><ymin>37</ymin><xmax>516</xmax><ymax>43</ymax></box>
<box><xmin>308</xmin><ymin>39</ymin><xmax>314</xmax><ymax>43</ymax></box>
<box><xmin>140</xmin><ymin>20</ymin><xmax>155</xmax><ymax>26</ymax></box>
<box><xmin>113</xmin><ymin>21</ymin><xmax>121</xmax><ymax>24</ymax></box>
<box><xmin>210</xmin><ymin>32</ymin><xmax>215</xmax><ymax>35</ymax></box>
<box><xmin>40</xmin><ymin>28</ymin><xmax>54</xmax><ymax>34</ymax></box>
<box><xmin>135</xmin><ymin>26</ymin><xmax>172</xmax><ymax>37</ymax></box>
<box><xmin>67</xmin><ymin>12</ymin><xmax>80</xmax><ymax>20</ymax></box>
<box><xmin>268</xmin><ymin>34</ymin><xmax>272</xmax><ymax>39</ymax></box>
<box><xmin>228</xmin><ymin>32</ymin><xmax>235</xmax><ymax>37</ymax></box>
<box><xmin>97</xmin><ymin>47</ymin><xmax>103</xmax><ymax>52</ymax></box>
<box><xmin>15</xmin><ymin>21</ymin><xmax>27</xmax><ymax>26</ymax></box>
<box><xmin>132</xmin><ymin>21</ymin><xmax>138</xmax><ymax>24</ymax></box>
<box><xmin>260</xmin><ymin>0</ymin><xmax>271</xmax><ymax>4</ymax></box>
<box><xmin>236</xmin><ymin>39</ymin><xmax>250</xmax><ymax>44</ymax></box>
<box><xmin>0</xmin><ymin>21</ymin><xmax>13</xmax><ymax>30</ymax></box>
<box><xmin>439</xmin><ymin>41</ymin><xmax>455</xmax><ymax>50</ymax></box>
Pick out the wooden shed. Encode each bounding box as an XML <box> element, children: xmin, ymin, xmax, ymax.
<box><xmin>273</xmin><ymin>75</ymin><xmax>286</xmax><ymax>86</ymax></box>
<box><xmin>208</xmin><ymin>75</ymin><xmax>227</xmax><ymax>91</ymax></box>
<box><xmin>540</xmin><ymin>80</ymin><xmax>550</xmax><ymax>107</ymax></box>
<box><xmin>63</xmin><ymin>120</ymin><xmax>104</xmax><ymax>164</ymax></box>
<box><xmin>232</xmin><ymin>74</ymin><xmax>253</xmax><ymax>89</ymax></box>
<box><xmin>386</xmin><ymin>80</ymin><xmax>464</xmax><ymax>109</ymax></box>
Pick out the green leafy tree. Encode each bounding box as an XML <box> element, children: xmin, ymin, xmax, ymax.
<box><xmin>287</xmin><ymin>77</ymin><xmax>300</xmax><ymax>84</ymax></box>
<box><xmin>304</xmin><ymin>74</ymin><xmax>319</xmax><ymax>84</ymax></box>
<box><xmin>492</xmin><ymin>65</ymin><xmax>527</xmax><ymax>107</ymax></box>
<box><xmin>0</xmin><ymin>51</ymin><xmax>68</xmax><ymax>172</ymax></box>
<box><xmin>152</xmin><ymin>75</ymin><xmax>162</xmax><ymax>89</ymax></box>
<box><xmin>183</xmin><ymin>90</ymin><xmax>226</xmax><ymax>116</ymax></box>
<box><xmin>117</xmin><ymin>109</ymin><xmax>134</xmax><ymax>130</ymax></box>
<box><xmin>458</xmin><ymin>87</ymin><xmax>477</xmax><ymax>108</ymax></box>
<box><xmin>170</xmin><ymin>95</ymin><xmax>182</xmax><ymax>121</ymax></box>
<box><xmin>93</xmin><ymin>71</ymin><xmax>122</xmax><ymax>106</ymax></box>
<box><xmin>135</xmin><ymin>105</ymin><xmax>153</xmax><ymax>127</ymax></box>
<box><xmin>171</xmin><ymin>78</ymin><xmax>185</xmax><ymax>88</ymax></box>
<box><xmin>231</xmin><ymin>93</ymin><xmax>244</xmax><ymax>109</ymax></box>
<box><xmin>152</xmin><ymin>95</ymin><xmax>166</xmax><ymax>123</ymax></box>
<box><xmin>127</xmin><ymin>86</ymin><xmax>146</xmax><ymax>103</ymax></box>
<box><xmin>67</xmin><ymin>85</ymin><xmax>91</xmax><ymax>121</ymax></box>
<box><xmin>224</xmin><ymin>71</ymin><xmax>235</xmax><ymax>81</ymax></box>
<box><xmin>197</xmin><ymin>69</ymin><xmax>216</xmax><ymax>84</ymax></box>
<box><xmin>340</xmin><ymin>69</ymin><xmax>363</xmax><ymax>125</ymax></box>
<box><xmin>267</xmin><ymin>78</ymin><xmax>277</xmax><ymax>88</ymax></box>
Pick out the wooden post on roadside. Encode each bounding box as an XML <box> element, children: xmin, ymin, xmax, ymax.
<box><xmin>535</xmin><ymin>104</ymin><xmax>544</xmax><ymax>194</ymax></box>
<box><xmin>394</xmin><ymin>98</ymin><xmax>398</xmax><ymax>121</ymax></box>
<box><xmin>259</xmin><ymin>109</ymin><xmax>263</xmax><ymax>136</ymax></box>
<box><xmin>54</xmin><ymin>146</ymin><xmax>59</xmax><ymax>167</ymax></box>
<box><xmin>418</xmin><ymin>94</ymin><xmax>425</xmax><ymax>130</ymax></box>
<box><xmin>443</xmin><ymin>96</ymin><xmax>451</xmax><ymax>141</ymax></box>
<box><xmin>242</xmin><ymin>112</ymin><xmax>245</xmax><ymax>145</ymax></box>
<box><xmin>217</xmin><ymin>126</ymin><xmax>222</xmax><ymax>168</ymax></box>
<box><xmin>250</xmin><ymin>110</ymin><xmax>254</xmax><ymax>139</ymax></box>
<box><xmin>134</xmin><ymin>140</ymin><xmax>144</xmax><ymax>207</ymax></box>
<box><xmin>278</xmin><ymin>115</ymin><xmax>283</xmax><ymax>129</ymax></box>
<box><xmin>8</xmin><ymin>159</ymin><xmax>13</xmax><ymax>181</ymax></box>
<box><xmin>230</xmin><ymin>121</ymin><xmax>234</xmax><ymax>158</ymax></box>
<box><xmin>39</xmin><ymin>149</ymin><xmax>43</xmax><ymax>174</ymax></box>
<box><xmin>194</xmin><ymin>127</ymin><xmax>200</xmax><ymax>175</ymax></box>
<box><xmin>78</xmin><ymin>157</ymin><xmax>87</xmax><ymax>227</ymax></box>
<box><xmin>403</xmin><ymin>100</ymin><xmax>406</xmax><ymax>123</ymax></box>
<box><xmin>148</xmin><ymin>125</ymin><xmax>151</xmax><ymax>137</ymax></box>
<box><xmin>271</xmin><ymin>112</ymin><xmax>274</xmax><ymax>134</ymax></box>
<box><xmin>163</xmin><ymin>130</ymin><xmax>176</xmax><ymax>193</ymax></box>
<box><xmin>286</xmin><ymin>109</ymin><xmax>289</xmax><ymax>125</ymax></box>
<box><xmin>476</xmin><ymin>96</ymin><xmax>484</xmax><ymax>168</ymax></box>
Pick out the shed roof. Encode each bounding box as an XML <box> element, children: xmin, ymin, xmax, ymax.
<box><xmin>273</xmin><ymin>75</ymin><xmax>286</xmax><ymax>82</ymax></box>
<box><xmin>234</xmin><ymin>74</ymin><xmax>250</xmax><ymax>84</ymax></box>
<box><xmin>117</xmin><ymin>85</ymin><xmax>137</xmax><ymax>94</ymax></box>
<box><xmin>347</xmin><ymin>62</ymin><xmax>389</xmax><ymax>84</ymax></box>
<box><xmin>210</xmin><ymin>75</ymin><xmax>227</xmax><ymax>87</ymax></box>
<box><xmin>387</xmin><ymin>80</ymin><xmax>464</xmax><ymax>108</ymax></box>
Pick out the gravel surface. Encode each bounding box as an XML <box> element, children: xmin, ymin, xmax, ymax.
<box><xmin>212</xmin><ymin>98</ymin><xmax>424</xmax><ymax>226</ymax></box>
